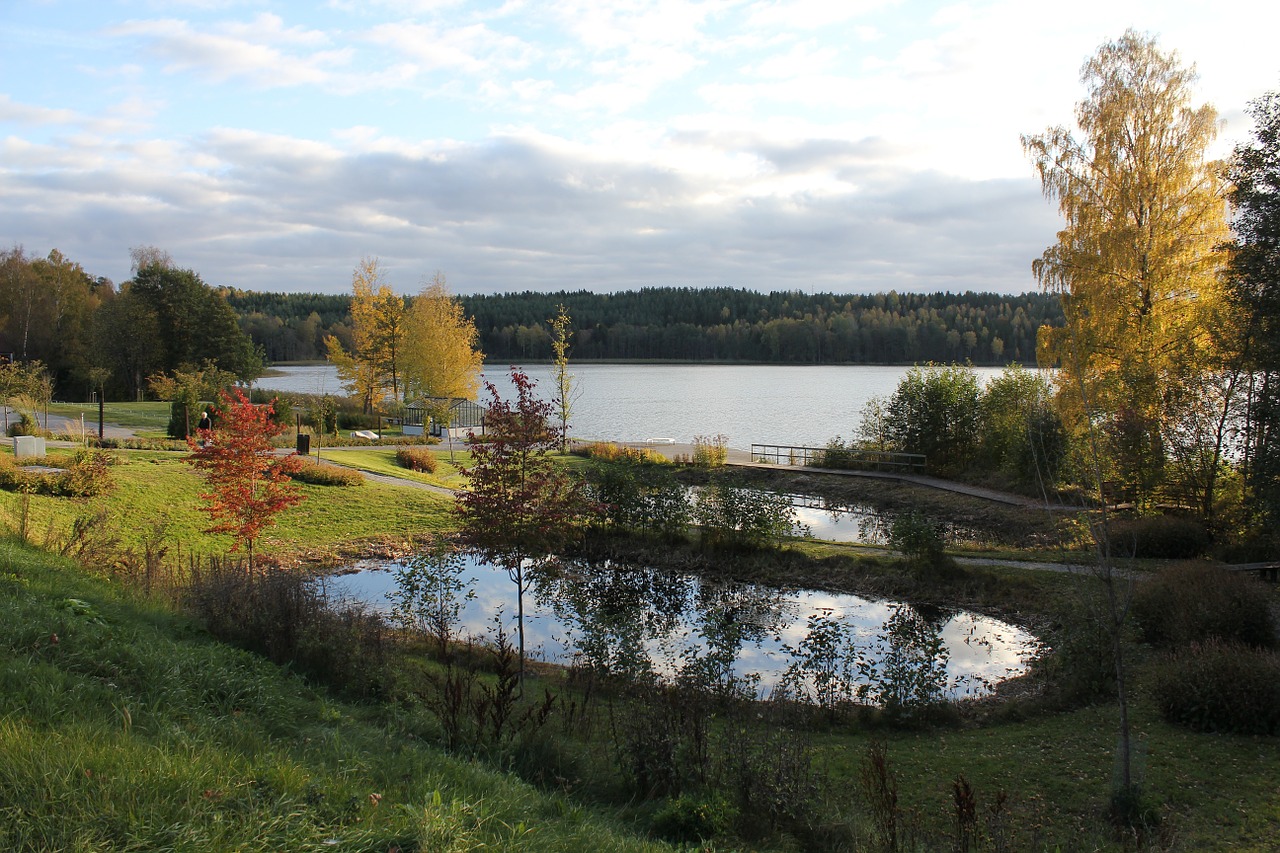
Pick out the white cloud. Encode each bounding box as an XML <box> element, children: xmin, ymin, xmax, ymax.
<box><xmin>107</xmin><ymin>16</ymin><xmax>352</xmax><ymax>87</ymax></box>
<box><xmin>7</xmin><ymin>0</ymin><xmax>1273</xmax><ymax>296</ymax></box>
<box><xmin>744</xmin><ymin>0</ymin><xmax>899</xmax><ymax>30</ymax></box>
<box><xmin>0</xmin><ymin>123</ymin><xmax>1058</xmax><ymax>294</ymax></box>
<box><xmin>0</xmin><ymin>95</ymin><xmax>80</xmax><ymax>126</ymax></box>
<box><xmin>365</xmin><ymin>20</ymin><xmax>536</xmax><ymax>76</ymax></box>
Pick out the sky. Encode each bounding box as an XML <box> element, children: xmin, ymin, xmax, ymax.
<box><xmin>2</xmin><ymin>1</ymin><xmax>1277</xmax><ymax>297</ymax></box>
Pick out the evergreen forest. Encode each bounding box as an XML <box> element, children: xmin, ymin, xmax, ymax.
<box><xmin>226</xmin><ymin>287</ymin><xmax>1061</xmax><ymax>366</ymax></box>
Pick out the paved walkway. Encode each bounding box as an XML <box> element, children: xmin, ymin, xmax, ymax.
<box><xmin>347</xmin><ymin>467</ymin><xmax>455</xmax><ymax>498</ymax></box>
<box><xmin>610</xmin><ymin>440</ymin><xmax>1073</xmax><ymax>510</ymax></box>
<box><xmin>3</xmin><ymin>407</ymin><xmax>136</xmax><ymax>441</ymax></box>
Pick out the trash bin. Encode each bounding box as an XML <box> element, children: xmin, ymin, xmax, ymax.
<box><xmin>296</xmin><ymin>434</ymin><xmax>311</xmax><ymax>455</ymax></box>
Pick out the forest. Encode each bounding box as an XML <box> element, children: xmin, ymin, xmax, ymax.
<box><xmin>226</xmin><ymin>287</ymin><xmax>1061</xmax><ymax>365</ymax></box>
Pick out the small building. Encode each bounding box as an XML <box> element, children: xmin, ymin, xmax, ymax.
<box><xmin>403</xmin><ymin>397</ymin><xmax>487</xmax><ymax>438</ymax></box>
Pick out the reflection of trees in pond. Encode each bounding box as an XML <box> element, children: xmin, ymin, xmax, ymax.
<box><xmin>532</xmin><ymin>560</ymin><xmax>695</xmax><ymax>681</ymax></box>
<box><xmin>389</xmin><ymin>538</ymin><xmax>475</xmax><ymax>658</ymax></box>
<box><xmin>780</xmin><ymin>602</ymin><xmax>957</xmax><ymax>717</ymax></box>
<box><xmin>910</xmin><ymin>601</ymin><xmax>956</xmax><ymax>629</ymax></box>
<box><xmin>858</xmin><ymin>604</ymin><xmax>951</xmax><ymax>716</ymax></box>
<box><xmin>529</xmin><ymin>561</ymin><xmax>788</xmax><ymax>693</ymax></box>
<box><xmin>788</xmin><ymin>492</ymin><xmax>993</xmax><ymax>547</ymax></box>
<box><xmin>680</xmin><ymin>580</ymin><xmax>788</xmax><ymax>697</ymax></box>
<box><xmin>780</xmin><ymin>608</ymin><xmax>861</xmax><ymax>716</ymax></box>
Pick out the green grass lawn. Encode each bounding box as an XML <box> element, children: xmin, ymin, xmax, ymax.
<box><xmin>0</xmin><ymin>449</ymin><xmax>455</xmax><ymax>560</ymax></box>
<box><xmin>0</xmin><ymin>542</ymin><xmax>666</xmax><ymax>852</ymax></box>
<box><xmin>808</xmin><ymin>691</ymin><xmax>1280</xmax><ymax>851</ymax></box>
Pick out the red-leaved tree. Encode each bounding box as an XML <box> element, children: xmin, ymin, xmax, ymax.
<box><xmin>187</xmin><ymin>388</ymin><xmax>303</xmax><ymax>568</ymax></box>
<box><xmin>456</xmin><ymin>368</ymin><xmax>593</xmax><ymax>684</ymax></box>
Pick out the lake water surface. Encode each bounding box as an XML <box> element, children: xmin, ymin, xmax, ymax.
<box><xmin>258</xmin><ymin>362</ymin><xmax>1015</xmax><ymax>450</ymax></box>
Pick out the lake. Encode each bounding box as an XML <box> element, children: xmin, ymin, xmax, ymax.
<box><xmin>327</xmin><ymin>554</ymin><xmax>1040</xmax><ymax>698</ymax></box>
<box><xmin>256</xmin><ymin>362</ymin><xmax>1016</xmax><ymax>450</ymax></box>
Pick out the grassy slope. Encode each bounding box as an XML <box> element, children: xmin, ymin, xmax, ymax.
<box><xmin>0</xmin><ymin>541</ymin><xmax>666</xmax><ymax>852</ymax></box>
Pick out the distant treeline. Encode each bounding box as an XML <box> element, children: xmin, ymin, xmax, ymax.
<box><xmin>227</xmin><ymin>287</ymin><xmax>1063</xmax><ymax>365</ymax></box>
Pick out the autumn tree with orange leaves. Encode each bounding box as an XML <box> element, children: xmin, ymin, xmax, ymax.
<box><xmin>187</xmin><ymin>388</ymin><xmax>303</xmax><ymax>568</ymax></box>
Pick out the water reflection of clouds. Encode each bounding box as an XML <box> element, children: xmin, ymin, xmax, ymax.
<box><xmin>791</xmin><ymin>505</ymin><xmax>888</xmax><ymax>545</ymax></box>
<box><xmin>329</xmin><ymin>556</ymin><xmax>1039</xmax><ymax>697</ymax></box>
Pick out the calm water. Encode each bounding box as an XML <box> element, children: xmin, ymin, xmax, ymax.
<box><xmin>257</xmin><ymin>362</ymin><xmax>1014</xmax><ymax>450</ymax></box>
<box><xmin>326</xmin><ymin>555</ymin><xmax>1039</xmax><ymax>697</ymax></box>
<box><xmin>784</xmin><ymin>493</ymin><xmax>992</xmax><ymax>547</ymax></box>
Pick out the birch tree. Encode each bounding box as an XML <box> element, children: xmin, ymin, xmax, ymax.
<box><xmin>1022</xmin><ymin>30</ymin><xmax>1230</xmax><ymax>508</ymax></box>
<box><xmin>401</xmin><ymin>272</ymin><xmax>483</xmax><ymax>406</ymax></box>
<box><xmin>549</xmin><ymin>304</ymin><xmax>580</xmax><ymax>453</ymax></box>
<box><xmin>326</xmin><ymin>258</ymin><xmax>406</xmax><ymax>411</ymax></box>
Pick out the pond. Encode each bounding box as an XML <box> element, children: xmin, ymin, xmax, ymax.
<box><xmin>668</xmin><ymin>484</ymin><xmax>995</xmax><ymax>548</ymax></box>
<box><xmin>778</xmin><ymin>492</ymin><xmax>993</xmax><ymax>547</ymax></box>
<box><xmin>325</xmin><ymin>554</ymin><xmax>1040</xmax><ymax>701</ymax></box>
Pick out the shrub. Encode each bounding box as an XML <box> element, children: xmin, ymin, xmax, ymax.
<box><xmin>692</xmin><ymin>475</ymin><xmax>798</xmax><ymax>550</ymax></box>
<box><xmin>1105</xmin><ymin>514</ymin><xmax>1210</xmax><ymax>559</ymax></box>
<box><xmin>574</xmin><ymin>441</ymin><xmax>667</xmax><ymax>464</ymax></box>
<box><xmin>289</xmin><ymin>459</ymin><xmax>363</xmax><ymax>486</ymax></box>
<box><xmin>1131</xmin><ymin>562</ymin><xmax>1276</xmax><ymax>648</ymax></box>
<box><xmin>816</xmin><ymin>437</ymin><xmax>859</xmax><ymax>469</ymax></box>
<box><xmin>978</xmin><ymin>365</ymin><xmax>1068</xmax><ymax>487</ymax></box>
<box><xmin>0</xmin><ymin>450</ymin><xmax>115</xmax><ymax>497</ymax></box>
<box><xmin>337</xmin><ymin>411</ymin><xmax>379</xmax><ymax>431</ymax></box>
<box><xmin>395</xmin><ymin>446</ymin><xmax>439</xmax><ymax>474</ymax></box>
<box><xmin>1150</xmin><ymin>640</ymin><xmax>1280</xmax><ymax>734</ymax></box>
<box><xmin>1038</xmin><ymin>596</ymin><xmax>1116</xmax><ymax>707</ymax></box>
<box><xmin>183</xmin><ymin>558</ymin><xmax>388</xmax><ymax>699</ymax></box>
<box><xmin>650</xmin><ymin>794</ymin><xmax>736</xmax><ymax>844</ymax></box>
<box><xmin>720</xmin><ymin>718</ymin><xmax>821</xmax><ymax>838</ymax></box>
<box><xmin>858</xmin><ymin>604</ymin><xmax>952</xmax><ymax>720</ymax></box>
<box><xmin>586</xmin><ymin>463</ymin><xmax>689</xmax><ymax>539</ymax></box>
<box><xmin>6</xmin><ymin>412</ymin><xmax>39</xmax><ymax>437</ymax></box>
<box><xmin>888</xmin><ymin>510</ymin><xmax>962</xmax><ymax>579</ymax></box>
<box><xmin>258</xmin><ymin>390</ymin><xmax>295</xmax><ymax>428</ymax></box>
<box><xmin>690</xmin><ymin>434</ymin><xmax>728</xmax><ymax>467</ymax></box>
<box><xmin>52</xmin><ymin>450</ymin><xmax>116</xmax><ymax>498</ymax></box>
<box><xmin>883</xmin><ymin>364</ymin><xmax>982</xmax><ymax>477</ymax></box>
<box><xmin>94</xmin><ymin>437</ymin><xmax>188</xmax><ymax>451</ymax></box>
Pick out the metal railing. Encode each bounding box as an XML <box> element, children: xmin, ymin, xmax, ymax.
<box><xmin>751</xmin><ymin>443</ymin><xmax>926</xmax><ymax>474</ymax></box>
